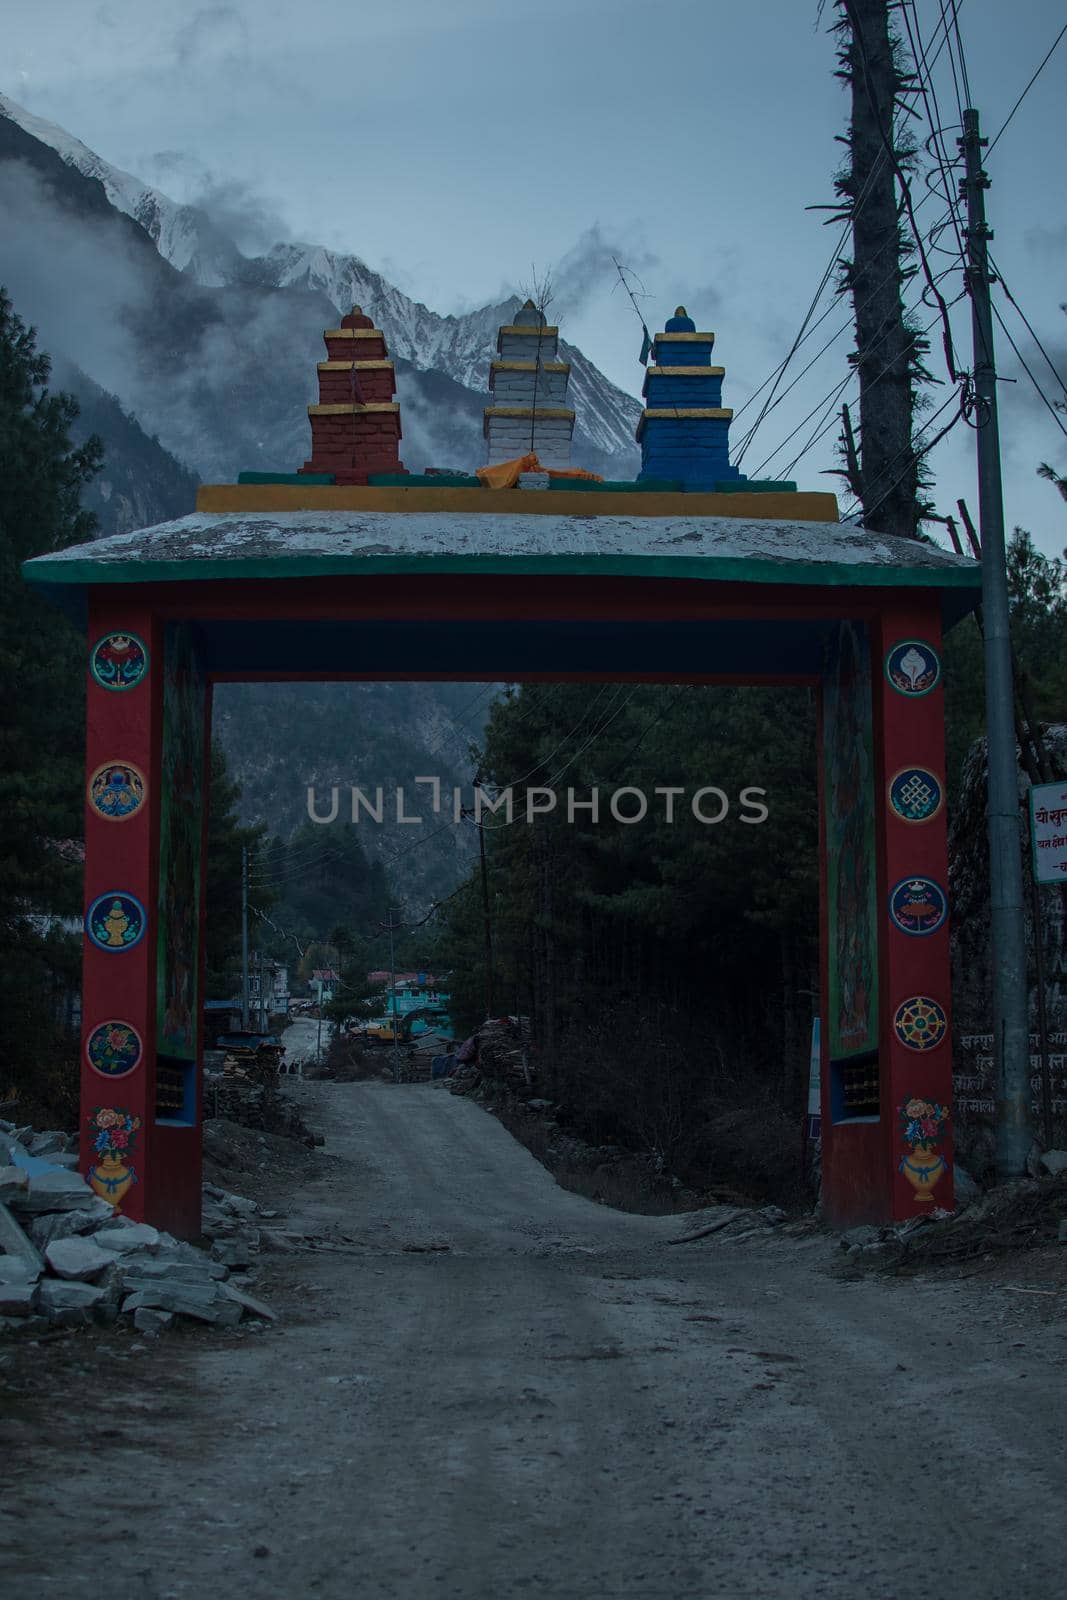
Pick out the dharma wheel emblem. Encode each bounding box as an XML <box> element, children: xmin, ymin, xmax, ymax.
<box><xmin>885</xmin><ymin>640</ymin><xmax>941</xmax><ymax>697</ymax></box>
<box><xmin>89</xmin><ymin>632</ymin><xmax>149</xmax><ymax>691</ymax></box>
<box><xmin>85</xmin><ymin>1021</ymin><xmax>143</xmax><ymax>1079</ymax></box>
<box><xmin>85</xmin><ymin>891</ymin><xmax>147</xmax><ymax>952</ymax></box>
<box><xmin>893</xmin><ymin>996</ymin><xmax>948</xmax><ymax>1052</ymax></box>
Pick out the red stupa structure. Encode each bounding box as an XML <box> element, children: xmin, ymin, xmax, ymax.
<box><xmin>298</xmin><ymin>305</ymin><xmax>407</xmax><ymax>484</ymax></box>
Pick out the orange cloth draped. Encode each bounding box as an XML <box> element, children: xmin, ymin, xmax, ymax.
<box><xmin>475</xmin><ymin>454</ymin><xmax>603</xmax><ymax>490</ymax></box>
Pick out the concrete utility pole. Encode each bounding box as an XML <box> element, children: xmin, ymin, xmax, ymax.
<box><xmin>478</xmin><ymin>816</ymin><xmax>495</xmax><ymax>1020</ymax></box>
<box><xmin>387</xmin><ymin>908</ymin><xmax>401</xmax><ymax>1085</ymax></box>
<box><xmin>959</xmin><ymin>106</ymin><xmax>1033</xmax><ymax>1177</ymax></box>
<box><xmin>241</xmin><ymin>845</ymin><xmax>250</xmax><ymax>1030</ymax></box>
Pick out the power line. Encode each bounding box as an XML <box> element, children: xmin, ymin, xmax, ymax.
<box><xmin>733</xmin><ymin>136</ymin><xmax>904</xmax><ymax>465</ymax></box>
<box><xmin>734</xmin><ymin>202</ymin><xmax>957</xmax><ymax>458</ymax></box>
<box><xmin>987</xmin><ymin>20</ymin><xmax>1067</xmax><ymax>155</ymax></box>
<box><xmin>936</xmin><ymin>0</ymin><xmax>967</xmax><ymax>125</ymax></box>
<box><xmin>840</xmin><ymin>385</ymin><xmax>968</xmax><ymax>523</ymax></box>
<box><xmin>990</xmin><ymin>302</ymin><xmax>1067</xmax><ymax>443</ymax></box>
<box><xmin>901</xmin><ymin>3</ymin><xmax>968</xmax><ymax>270</ymax></box>
<box><xmin>990</xmin><ymin>254</ymin><xmax>1067</xmax><ymax>412</ymax></box>
<box><xmin>736</xmin><ymin>3</ymin><xmax>969</xmax><ymax>467</ymax></box>
<box><xmin>752</xmin><ymin>277</ymin><xmax>961</xmax><ymax>481</ymax></box>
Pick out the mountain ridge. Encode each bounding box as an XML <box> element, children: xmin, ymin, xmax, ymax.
<box><xmin>0</xmin><ymin>91</ymin><xmax>641</xmax><ymax>474</ymax></box>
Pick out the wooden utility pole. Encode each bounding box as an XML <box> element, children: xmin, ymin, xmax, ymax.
<box><xmin>836</xmin><ymin>0</ymin><xmax>924</xmax><ymax>539</ymax></box>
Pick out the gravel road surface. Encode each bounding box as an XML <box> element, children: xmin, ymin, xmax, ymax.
<box><xmin>3</xmin><ymin>1079</ymin><xmax>1064</xmax><ymax>1599</ymax></box>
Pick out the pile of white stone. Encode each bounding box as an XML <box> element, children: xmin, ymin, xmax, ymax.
<box><xmin>1</xmin><ymin>1119</ymin><xmax>275</xmax><ymax>1338</ymax></box>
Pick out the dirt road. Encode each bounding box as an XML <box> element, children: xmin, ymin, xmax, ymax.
<box><xmin>3</xmin><ymin>1080</ymin><xmax>1065</xmax><ymax>1598</ymax></box>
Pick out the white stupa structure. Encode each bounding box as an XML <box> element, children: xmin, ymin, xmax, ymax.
<box><xmin>483</xmin><ymin>300</ymin><xmax>576</xmax><ymax>468</ymax></box>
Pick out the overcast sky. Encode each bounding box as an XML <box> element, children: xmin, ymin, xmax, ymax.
<box><xmin>5</xmin><ymin>0</ymin><xmax>1066</xmax><ymax>557</ymax></box>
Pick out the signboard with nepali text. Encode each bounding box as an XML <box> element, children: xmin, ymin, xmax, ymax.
<box><xmin>1030</xmin><ymin>780</ymin><xmax>1067</xmax><ymax>883</ymax></box>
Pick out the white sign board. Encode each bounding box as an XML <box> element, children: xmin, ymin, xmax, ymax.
<box><xmin>1030</xmin><ymin>781</ymin><xmax>1067</xmax><ymax>884</ymax></box>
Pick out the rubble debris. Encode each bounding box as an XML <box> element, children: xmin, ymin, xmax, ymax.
<box><xmin>8</xmin><ymin>1167</ymin><xmax>97</xmax><ymax>1212</ymax></box>
<box><xmin>666</xmin><ymin>1205</ymin><xmax>787</xmax><ymax>1245</ymax></box>
<box><xmin>38</xmin><ymin>1277</ymin><xmax>115</xmax><ymax>1328</ymax></box>
<box><xmin>93</xmin><ymin>1223</ymin><xmax>161</xmax><ymax>1255</ymax></box>
<box><xmin>0</xmin><ymin>1254</ymin><xmax>41</xmax><ymax>1284</ymax></box>
<box><xmin>0</xmin><ymin>1166</ymin><xmax>29</xmax><ymax>1203</ymax></box>
<box><xmin>44</xmin><ymin>1235</ymin><xmax>116</xmax><ymax>1281</ymax></box>
<box><xmin>121</xmin><ymin>1284</ymin><xmax>242</xmax><ymax>1326</ymax></box>
<box><xmin>1039</xmin><ymin>1149</ymin><xmax>1067</xmax><ymax>1178</ymax></box>
<box><xmin>202</xmin><ymin>1071</ymin><xmax>318</xmax><ymax>1145</ymax></box>
<box><xmin>134</xmin><ymin>1307</ymin><xmax>174</xmax><ymax>1337</ymax></box>
<box><xmin>0</xmin><ymin>1200</ymin><xmax>46</xmax><ymax>1273</ymax></box>
<box><xmin>26</xmin><ymin>1202</ymin><xmax>115</xmax><ymax>1248</ymax></box>
<box><xmin>834</xmin><ymin>1172</ymin><xmax>1067</xmax><ymax>1271</ymax></box>
<box><xmin>0</xmin><ymin>1116</ymin><xmax>278</xmax><ymax>1338</ymax></box>
<box><xmin>0</xmin><ymin>1280</ymin><xmax>40</xmax><ymax>1316</ymax></box>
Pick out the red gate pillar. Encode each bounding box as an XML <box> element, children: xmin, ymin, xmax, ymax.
<box><xmin>874</xmin><ymin>601</ymin><xmax>955</xmax><ymax>1219</ymax></box>
<box><xmin>81</xmin><ymin>603</ymin><xmax>162</xmax><ymax>1225</ymax></box>
<box><xmin>81</xmin><ymin>607</ymin><xmax>209</xmax><ymax>1237</ymax></box>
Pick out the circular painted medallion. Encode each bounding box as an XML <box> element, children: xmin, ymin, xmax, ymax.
<box><xmin>85</xmin><ymin>891</ymin><xmax>147</xmax><ymax>952</ymax></box>
<box><xmin>85</xmin><ymin>1020</ymin><xmax>143</xmax><ymax>1079</ymax></box>
<box><xmin>89</xmin><ymin>632</ymin><xmax>149</xmax><ymax>691</ymax></box>
<box><xmin>885</xmin><ymin>639</ymin><xmax>941</xmax><ymax>697</ymax></box>
<box><xmin>888</xmin><ymin>876</ymin><xmax>948</xmax><ymax>937</ymax></box>
<box><xmin>888</xmin><ymin>766</ymin><xmax>944</xmax><ymax>824</ymax></box>
<box><xmin>893</xmin><ymin>996</ymin><xmax>948</xmax><ymax>1052</ymax></box>
<box><xmin>87</xmin><ymin>762</ymin><xmax>146</xmax><ymax>822</ymax></box>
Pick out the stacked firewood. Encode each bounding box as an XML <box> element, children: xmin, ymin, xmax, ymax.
<box><xmin>450</xmin><ymin>1016</ymin><xmax>532</xmax><ymax>1095</ymax></box>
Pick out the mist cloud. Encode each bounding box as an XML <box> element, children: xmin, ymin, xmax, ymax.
<box><xmin>148</xmin><ymin>149</ymin><xmax>293</xmax><ymax>256</ymax></box>
<box><xmin>0</xmin><ymin>160</ymin><xmax>151</xmax><ymax>402</ymax></box>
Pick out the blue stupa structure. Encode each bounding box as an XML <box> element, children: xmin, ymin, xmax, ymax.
<box><xmin>637</xmin><ymin>308</ymin><xmax>784</xmax><ymax>492</ymax></box>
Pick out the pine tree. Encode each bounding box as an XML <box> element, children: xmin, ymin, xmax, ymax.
<box><xmin>830</xmin><ymin>0</ymin><xmax>933</xmax><ymax>537</ymax></box>
<box><xmin>204</xmin><ymin>741</ymin><xmax>273</xmax><ymax>997</ymax></box>
<box><xmin>0</xmin><ymin>286</ymin><xmax>102</xmax><ymax>1106</ymax></box>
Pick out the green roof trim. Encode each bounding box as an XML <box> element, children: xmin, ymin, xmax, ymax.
<box><xmin>711</xmin><ymin>480</ymin><xmax>797</xmax><ymax>494</ymax></box>
<box><xmin>548</xmin><ymin>478</ymin><xmax>682</xmax><ymax>493</ymax></box>
<box><xmin>237</xmin><ymin>471</ymin><xmax>335</xmax><ymax>485</ymax></box>
<box><xmin>368</xmin><ymin>473</ymin><xmax>482</xmax><ymax>488</ymax></box>
<box><xmin>23</xmin><ymin>548</ymin><xmax>983</xmax><ymax>592</ymax></box>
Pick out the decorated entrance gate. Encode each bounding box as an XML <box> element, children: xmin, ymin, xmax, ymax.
<box><xmin>24</xmin><ymin>310</ymin><xmax>981</xmax><ymax>1234</ymax></box>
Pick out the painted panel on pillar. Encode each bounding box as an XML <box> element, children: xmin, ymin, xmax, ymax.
<box><xmin>823</xmin><ymin>621</ymin><xmax>879</xmax><ymax>1092</ymax></box>
<box><xmin>156</xmin><ymin>625</ymin><xmax>206</xmax><ymax>1060</ymax></box>
<box><xmin>87</xmin><ymin>1105</ymin><xmax>142</xmax><ymax>1210</ymax></box>
<box><xmin>897</xmin><ymin>1093</ymin><xmax>951</xmax><ymax>1205</ymax></box>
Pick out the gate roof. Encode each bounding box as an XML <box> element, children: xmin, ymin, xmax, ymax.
<box><xmin>24</xmin><ymin>496</ymin><xmax>981</xmax><ymax>624</ymax></box>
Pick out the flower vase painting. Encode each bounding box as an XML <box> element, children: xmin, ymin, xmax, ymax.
<box><xmin>87</xmin><ymin>1106</ymin><xmax>142</xmax><ymax>1211</ymax></box>
<box><xmin>897</xmin><ymin>1097</ymin><xmax>950</xmax><ymax>1202</ymax></box>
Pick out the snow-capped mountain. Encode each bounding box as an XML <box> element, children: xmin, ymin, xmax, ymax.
<box><xmin>0</xmin><ymin>92</ymin><xmax>641</xmax><ymax>472</ymax></box>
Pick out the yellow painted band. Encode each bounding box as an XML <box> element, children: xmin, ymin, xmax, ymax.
<box><xmin>491</xmin><ymin>361</ymin><xmax>571</xmax><ymax>373</ymax></box>
<box><xmin>483</xmin><ymin>407</ymin><xmax>575</xmax><ymax>420</ymax></box>
<box><xmin>644</xmin><ymin>366</ymin><xmax>726</xmax><ymax>378</ymax></box>
<box><xmin>308</xmin><ymin>403</ymin><xmax>400</xmax><ymax>416</ymax></box>
<box><xmin>195</xmin><ymin>482</ymin><xmax>840</xmax><ymax>523</ymax></box>
<box><xmin>317</xmin><ymin>360</ymin><xmax>395</xmax><ymax>372</ymax></box>
<box><xmin>639</xmin><ymin>408</ymin><xmax>734</xmax><ymax>419</ymax></box>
